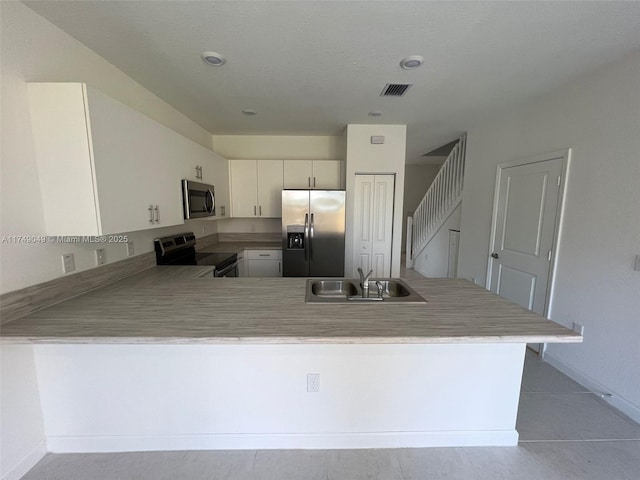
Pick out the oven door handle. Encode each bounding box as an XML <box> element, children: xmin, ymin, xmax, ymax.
<box><xmin>215</xmin><ymin>261</ymin><xmax>238</xmax><ymax>277</ymax></box>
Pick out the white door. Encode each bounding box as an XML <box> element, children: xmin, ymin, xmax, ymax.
<box><xmin>283</xmin><ymin>160</ymin><xmax>313</xmax><ymax>188</ymax></box>
<box><xmin>230</xmin><ymin>160</ymin><xmax>258</xmax><ymax>217</ymax></box>
<box><xmin>488</xmin><ymin>154</ymin><xmax>567</xmax><ymax>351</ymax></box>
<box><xmin>353</xmin><ymin>174</ymin><xmax>395</xmax><ymax>277</ymax></box>
<box><xmin>257</xmin><ymin>160</ymin><xmax>283</xmax><ymax>217</ymax></box>
<box><xmin>312</xmin><ymin>160</ymin><xmax>343</xmax><ymax>189</ymax></box>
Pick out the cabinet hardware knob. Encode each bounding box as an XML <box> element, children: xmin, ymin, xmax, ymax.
<box><xmin>491</xmin><ymin>252</ymin><xmax>499</xmax><ymax>259</ymax></box>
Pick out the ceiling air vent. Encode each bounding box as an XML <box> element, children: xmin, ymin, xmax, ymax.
<box><xmin>380</xmin><ymin>83</ymin><xmax>412</xmax><ymax>97</ymax></box>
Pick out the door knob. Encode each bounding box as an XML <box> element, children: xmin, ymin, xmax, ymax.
<box><xmin>491</xmin><ymin>252</ymin><xmax>499</xmax><ymax>259</ymax></box>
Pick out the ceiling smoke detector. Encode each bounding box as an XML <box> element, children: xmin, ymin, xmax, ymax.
<box><xmin>399</xmin><ymin>55</ymin><xmax>424</xmax><ymax>70</ymax></box>
<box><xmin>201</xmin><ymin>51</ymin><xmax>226</xmax><ymax>66</ymax></box>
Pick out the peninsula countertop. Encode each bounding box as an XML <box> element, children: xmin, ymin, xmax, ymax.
<box><xmin>0</xmin><ymin>266</ymin><xmax>582</xmax><ymax>345</ymax></box>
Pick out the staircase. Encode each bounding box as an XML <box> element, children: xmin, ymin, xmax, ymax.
<box><xmin>406</xmin><ymin>134</ymin><xmax>466</xmax><ymax>267</ymax></box>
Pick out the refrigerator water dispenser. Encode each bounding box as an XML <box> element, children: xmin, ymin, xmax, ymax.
<box><xmin>287</xmin><ymin>225</ymin><xmax>305</xmax><ymax>249</ymax></box>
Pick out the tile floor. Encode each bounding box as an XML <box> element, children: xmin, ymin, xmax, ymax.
<box><xmin>20</xmin><ymin>349</ymin><xmax>640</xmax><ymax>479</ymax></box>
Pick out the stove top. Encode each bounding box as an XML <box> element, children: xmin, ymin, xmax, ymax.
<box><xmin>154</xmin><ymin>232</ymin><xmax>237</xmax><ymax>270</ymax></box>
<box><xmin>194</xmin><ymin>252</ymin><xmax>237</xmax><ymax>267</ymax></box>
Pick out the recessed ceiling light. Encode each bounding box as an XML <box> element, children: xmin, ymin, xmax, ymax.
<box><xmin>368</xmin><ymin>111</ymin><xmax>382</xmax><ymax>117</ymax></box>
<box><xmin>399</xmin><ymin>55</ymin><xmax>424</xmax><ymax>70</ymax></box>
<box><xmin>242</xmin><ymin>109</ymin><xmax>257</xmax><ymax>116</ymax></box>
<box><xmin>201</xmin><ymin>51</ymin><xmax>226</xmax><ymax>66</ymax></box>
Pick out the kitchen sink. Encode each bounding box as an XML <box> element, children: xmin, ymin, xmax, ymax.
<box><xmin>305</xmin><ymin>278</ymin><xmax>427</xmax><ymax>303</ymax></box>
<box><xmin>311</xmin><ymin>280</ymin><xmax>359</xmax><ymax>297</ymax></box>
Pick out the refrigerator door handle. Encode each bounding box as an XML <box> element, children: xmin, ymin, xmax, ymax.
<box><xmin>309</xmin><ymin>213</ymin><xmax>315</xmax><ymax>260</ymax></box>
<box><xmin>304</xmin><ymin>213</ymin><xmax>309</xmax><ymax>261</ymax></box>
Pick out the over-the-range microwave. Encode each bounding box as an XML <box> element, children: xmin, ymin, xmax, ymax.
<box><xmin>182</xmin><ymin>179</ymin><xmax>215</xmax><ymax>219</ymax></box>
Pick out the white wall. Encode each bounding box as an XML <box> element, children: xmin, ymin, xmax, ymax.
<box><xmin>0</xmin><ymin>346</ymin><xmax>46</xmax><ymax>480</ymax></box>
<box><xmin>402</xmin><ymin>164</ymin><xmax>441</xmax><ymax>252</ymax></box>
<box><xmin>413</xmin><ymin>204</ymin><xmax>462</xmax><ymax>278</ymax></box>
<box><xmin>457</xmin><ymin>51</ymin><xmax>640</xmax><ymax>417</ymax></box>
<box><xmin>212</xmin><ymin>135</ymin><xmax>345</xmax><ymax>160</ymax></box>
<box><xmin>0</xmin><ymin>2</ymin><xmax>219</xmax><ymax>294</ymax></box>
<box><xmin>345</xmin><ymin>125</ymin><xmax>407</xmax><ymax>278</ymax></box>
<box><xmin>216</xmin><ymin>218</ymin><xmax>281</xmax><ymax>234</ymax></box>
<box><xmin>33</xmin><ymin>343</ymin><xmax>524</xmax><ymax>450</ymax></box>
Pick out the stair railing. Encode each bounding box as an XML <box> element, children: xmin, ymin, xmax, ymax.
<box><xmin>408</xmin><ymin>134</ymin><xmax>466</xmax><ymax>266</ymax></box>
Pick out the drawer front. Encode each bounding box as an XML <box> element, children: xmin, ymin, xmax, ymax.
<box><xmin>246</xmin><ymin>249</ymin><xmax>282</xmax><ymax>260</ymax></box>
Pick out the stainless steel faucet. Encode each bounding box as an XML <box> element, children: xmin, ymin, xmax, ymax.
<box><xmin>357</xmin><ymin>268</ymin><xmax>373</xmax><ymax>298</ymax></box>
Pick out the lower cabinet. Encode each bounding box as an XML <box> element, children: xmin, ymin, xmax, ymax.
<box><xmin>246</xmin><ymin>249</ymin><xmax>282</xmax><ymax>277</ymax></box>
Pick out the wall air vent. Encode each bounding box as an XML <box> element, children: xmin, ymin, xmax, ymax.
<box><xmin>380</xmin><ymin>83</ymin><xmax>412</xmax><ymax>97</ymax></box>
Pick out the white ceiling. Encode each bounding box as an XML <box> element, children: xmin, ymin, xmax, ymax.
<box><xmin>24</xmin><ymin>1</ymin><xmax>640</xmax><ymax>164</ymax></box>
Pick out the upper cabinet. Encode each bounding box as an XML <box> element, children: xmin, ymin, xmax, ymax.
<box><xmin>28</xmin><ymin>83</ymin><xmax>230</xmax><ymax>234</ymax></box>
<box><xmin>283</xmin><ymin>160</ymin><xmax>344</xmax><ymax>189</ymax></box>
<box><xmin>28</xmin><ymin>83</ymin><xmax>185</xmax><ymax>234</ymax></box>
<box><xmin>229</xmin><ymin>160</ymin><xmax>283</xmax><ymax>217</ymax></box>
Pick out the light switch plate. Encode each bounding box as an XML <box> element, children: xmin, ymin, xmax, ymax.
<box><xmin>95</xmin><ymin>248</ymin><xmax>106</xmax><ymax>266</ymax></box>
<box><xmin>126</xmin><ymin>241</ymin><xmax>135</xmax><ymax>257</ymax></box>
<box><xmin>62</xmin><ymin>253</ymin><xmax>75</xmax><ymax>274</ymax></box>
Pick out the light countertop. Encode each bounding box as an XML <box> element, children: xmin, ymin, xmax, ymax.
<box><xmin>0</xmin><ymin>265</ymin><xmax>582</xmax><ymax>345</ymax></box>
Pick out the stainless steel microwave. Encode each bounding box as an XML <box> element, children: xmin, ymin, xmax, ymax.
<box><xmin>182</xmin><ymin>180</ymin><xmax>215</xmax><ymax>219</ymax></box>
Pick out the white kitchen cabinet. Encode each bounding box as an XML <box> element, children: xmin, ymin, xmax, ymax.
<box><xmin>312</xmin><ymin>160</ymin><xmax>344</xmax><ymax>189</ymax></box>
<box><xmin>229</xmin><ymin>160</ymin><xmax>283</xmax><ymax>217</ymax></box>
<box><xmin>283</xmin><ymin>160</ymin><xmax>313</xmax><ymax>188</ymax></box>
<box><xmin>283</xmin><ymin>160</ymin><xmax>343</xmax><ymax>189</ymax></box>
<box><xmin>246</xmin><ymin>249</ymin><xmax>282</xmax><ymax>277</ymax></box>
<box><xmin>28</xmin><ymin>83</ymin><xmax>185</xmax><ymax>235</ymax></box>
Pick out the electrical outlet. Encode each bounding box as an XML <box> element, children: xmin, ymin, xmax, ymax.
<box><xmin>95</xmin><ymin>248</ymin><xmax>106</xmax><ymax>266</ymax></box>
<box><xmin>126</xmin><ymin>241</ymin><xmax>135</xmax><ymax>257</ymax></box>
<box><xmin>572</xmin><ymin>322</ymin><xmax>585</xmax><ymax>336</ymax></box>
<box><xmin>62</xmin><ymin>253</ymin><xmax>75</xmax><ymax>274</ymax></box>
<box><xmin>307</xmin><ymin>373</ymin><xmax>320</xmax><ymax>393</ymax></box>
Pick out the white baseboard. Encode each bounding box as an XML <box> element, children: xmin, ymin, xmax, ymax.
<box><xmin>413</xmin><ymin>264</ymin><xmax>429</xmax><ymax>278</ymax></box>
<box><xmin>1</xmin><ymin>440</ymin><xmax>47</xmax><ymax>480</ymax></box>
<box><xmin>543</xmin><ymin>351</ymin><xmax>640</xmax><ymax>424</ymax></box>
<box><xmin>47</xmin><ymin>430</ymin><xmax>518</xmax><ymax>453</ymax></box>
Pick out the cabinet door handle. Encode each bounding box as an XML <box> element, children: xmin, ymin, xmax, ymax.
<box><xmin>259</xmin><ymin>205</ymin><xmax>262</xmax><ymax>216</ymax></box>
<box><xmin>278</xmin><ymin>262</ymin><xmax>281</xmax><ymax>274</ymax></box>
<box><xmin>254</xmin><ymin>205</ymin><xmax>257</xmax><ymax>216</ymax></box>
<box><xmin>221</xmin><ymin>205</ymin><xmax>225</xmax><ymax>217</ymax></box>
<box><xmin>154</xmin><ymin>205</ymin><xmax>160</xmax><ymax>223</ymax></box>
<box><xmin>259</xmin><ymin>254</ymin><xmax>270</xmax><ymax>257</ymax></box>
<box><xmin>308</xmin><ymin>177</ymin><xmax>311</xmax><ymax>188</ymax></box>
<box><xmin>313</xmin><ymin>177</ymin><xmax>316</xmax><ymax>188</ymax></box>
<box><xmin>149</xmin><ymin>205</ymin><xmax>154</xmax><ymax>223</ymax></box>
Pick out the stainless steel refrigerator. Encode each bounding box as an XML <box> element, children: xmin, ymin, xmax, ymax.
<box><xmin>282</xmin><ymin>190</ymin><xmax>346</xmax><ymax>277</ymax></box>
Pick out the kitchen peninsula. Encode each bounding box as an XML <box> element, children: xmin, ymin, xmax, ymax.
<box><xmin>1</xmin><ymin>268</ymin><xmax>581</xmax><ymax>452</ymax></box>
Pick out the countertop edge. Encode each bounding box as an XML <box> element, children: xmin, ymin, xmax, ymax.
<box><xmin>0</xmin><ymin>334</ymin><xmax>583</xmax><ymax>345</ymax></box>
